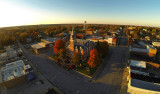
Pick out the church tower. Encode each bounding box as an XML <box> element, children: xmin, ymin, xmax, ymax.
<box><xmin>69</xmin><ymin>28</ymin><xmax>76</xmax><ymax>51</ymax></box>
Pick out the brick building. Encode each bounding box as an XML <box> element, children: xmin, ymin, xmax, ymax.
<box><xmin>67</xmin><ymin>28</ymin><xmax>95</xmax><ymax>62</ymax></box>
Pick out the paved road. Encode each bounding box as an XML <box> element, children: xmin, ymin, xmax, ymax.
<box><xmin>117</xmin><ymin>37</ymin><xmax>128</xmax><ymax>46</ymax></box>
<box><xmin>95</xmin><ymin>47</ymin><xmax>129</xmax><ymax>94</ymax></box>
<box><xmin>18</xmin><ymin>42</ymin><xmax>129</xmax><ymax>94</ymax></box>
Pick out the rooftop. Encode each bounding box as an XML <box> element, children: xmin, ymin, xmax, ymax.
<box><xmin>0</xmin><ymin>47</ymin><xmax>22</xmax><ymax>60</ymax></box>
<box><xmin>42</xmin><ymin>38</ymin><xmax>59</xmax><ymax>43</ymax></box>
<box><xmin>1</xmin><ymin>60</ymin><xmax>27</xmax><ymax>82</ymax></box>
<box><xmin>129</xmin><ymin>46</ymin><xmax>148</xmax><ymax>53</ymax></box>
<box><xmin>152</xmin><ymin>42</ymin><xmax>160</xmax><ymax>47</ymax></box>
<box><xmin>128</xmin><ymin>78</ymin><xmax>160</xmax><ymax>93</ymax></box>
<box><xmin>147</xmin><ymin>45</ymin><xmax>156</xmax><ymax>49</ymax></box>
<box><xmin>76</xmin><ymin>39</ymin><xmax>88</xmax><ymax>44</ymax></box>
<box><xmin>31</xmin><ymin>43</ymin><xmax>45</xmax><ymax>49</ymax></box>
<box><xmin>130</xmin><ymin>60</ymin><xmax>146</xmax><ymax>68</ymax></box>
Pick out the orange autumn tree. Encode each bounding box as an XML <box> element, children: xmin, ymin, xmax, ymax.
<box><xmin>88</xmin><ymin>49</ymin><xmax>100</xmax><ymax>68</ymax></box>
<box><xmin>53</xmin><ymin>39</ymin><xmax>65</xmax><ymax>55</ymax></box>
<box><xmin>72</xmin><ymin>52</ymin><xmax>81</xmax><ymax>65</ymax></box>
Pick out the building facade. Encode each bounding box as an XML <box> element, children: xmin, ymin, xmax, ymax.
<box><xmin>67</xmin><ymin>28</ymin><xmax>95</xmax><ymax>62</ymax></box>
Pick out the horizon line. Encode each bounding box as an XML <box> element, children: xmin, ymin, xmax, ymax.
<box><xmin>0</xmin><ymin>23</ymin><xmax>160</xmax><ymax>28</ymax></box>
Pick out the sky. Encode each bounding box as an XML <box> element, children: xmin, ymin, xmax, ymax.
<box><xmin>0</xmin><ymin>0</ymin><xmax>160</xmax><ymax>27</ymax></box>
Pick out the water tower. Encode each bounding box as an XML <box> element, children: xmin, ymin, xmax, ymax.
<box><xmin>83</xmin><ymin>21</ymin><xmax>87</xmax><ymax>30</ymax></box>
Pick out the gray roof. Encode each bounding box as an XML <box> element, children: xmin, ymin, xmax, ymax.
<box><xmin>42</xmin><ymin>38</ymin><xmax>59</xmax><ymax>43</ymax></box>
<box><xmin>131</xmin><ymin>78</ymin><xmax>160</xmax><ymax>92</ymax></box>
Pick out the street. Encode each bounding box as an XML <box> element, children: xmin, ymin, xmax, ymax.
<box><xmin>18</xmin><ymin>41</ymin><xmax>129</xmax><ymax>94</ymax></box>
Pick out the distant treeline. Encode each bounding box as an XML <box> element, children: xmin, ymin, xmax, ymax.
<box><xmin>0</xmin><ymin>24</ymin><xmax>159</xmax><ymax>50</ymax></box>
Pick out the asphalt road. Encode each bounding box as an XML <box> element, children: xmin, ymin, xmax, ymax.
<box><xmin>95</xmin><ymin>47</ymin><xmax>129</xmax><ymax>94</ymax></box>
<box><xmin>18</xmin><ymin>42</ymin><xmax>129</xmax><ymax>94</ymax></box>
<box><xmin>117</xmin><ymin>37</ymin><xmax>128</xmax><ymax>46</ymax></box>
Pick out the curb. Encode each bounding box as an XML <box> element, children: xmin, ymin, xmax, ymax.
<box><xmin>76</xmin><ymin>70</ymin><xmax>92</xmax><ymax>78</ymax></box>
<box><xmin>49</xmin><ymin>57</ymin><xmax>55</xmax><ymax>61</ymax></box>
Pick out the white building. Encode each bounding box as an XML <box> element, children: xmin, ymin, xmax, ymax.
<box><xmin>0</xmin><ymin>60</ymin><xmax>30</xmax><ymax>82</ymax></box>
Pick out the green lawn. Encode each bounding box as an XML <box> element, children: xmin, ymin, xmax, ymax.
<box><xmin>76</xmin><ymin>65</ymin><xmax>99</xmax><ymax>77</ymax></box>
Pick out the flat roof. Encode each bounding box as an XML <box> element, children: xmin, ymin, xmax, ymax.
<box><xmin>31</xmin><ymin>43</ymin><xmax>44</xmax><ymax>49</ymax></box>
<box><xmin>152</xmin><ymin>42</ymin><xmax>160</xmax><ymax>47</ymax></box>
<box><xmin>131</xmin><ymin>69</ymin><xmax>149</xmax><ymax>76</ymax></box>
<box><xmin>1</xmin><ymin>60</ymin><xmax>26</xmax><ymax>82</ymax></box>
<box><xmin>147</xmin><ymin>45</ymin><xmax>156</xmax><ymax>49</ymax></box>
<box><xmin>42</xmin><ymin>38</ymin><xmax>59</xmax><ymax>43</ymax></box>
<box><xmin>129</xmin><ymin>47</ymin><xmax>148</xmax><ymax>53</ymax></box>
<box><xmin>76</xmin><ymin>39</ymin><xmax>88</xmax><ymax>44</ymax></box>
<box><xmin>130</xmin><ymin>60</ymin><xmax>146</xmax><ymax>68</ymax></box>
<box><xmin>130</xmin><ymin>78</ymin><xmax>160</xmax><ymax>92</ymax></box>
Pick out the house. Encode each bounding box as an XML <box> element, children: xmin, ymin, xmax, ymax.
<box><xmin>86</xmin><ymin>35</ymin><xmax>104</xmax><ymax>43</ymax></box>
<box><xmin>76</xmin><ymin>34</ymin><xmax>85</xmax><ymax>39</ymax></box>
<box><xmin>104</xmin><ymin>37</ymin><xmax>117</xmax><ymax>46</ymax></box>
<box><xmin>67</xmin><ymin>28</ymin><xmax>95</xmax><ymax>62</ymax></box>
<box><xmin>41</xmin><ymin>37</ymin><xmax>59</xmax><ymax>46</ymax></box>
<box><xmin>145</xmin><ymin>36</ymin><xmax>150</xmax><ymax>41</ymax></box>
<box><xmin>128</xmin><ymin>26</ymin><xmax>136</xmax><ymax>30</ymax></box>
<box><xmin>26</xmin><ymin>37</ymin><xmax>32</xmax><ymax>43</ymax></box>
<box><xmin>86</xmin><ymin>30</ymin><xmax>93</xmax><ymax>35</ymax></box>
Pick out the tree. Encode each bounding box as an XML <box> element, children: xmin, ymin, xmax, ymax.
<box><xmin>59</xmin><ymin>49</ymin><xmax>66</xmax><ymax>59</ymax></box>
<box><xmin>125</xmin><ymin>28</ymin><xmax>129</xmax><ymax>37</ymax></box>
<box><xmin>19</xmin><ymin>32</ymin><xmax>28</xmax><ymax>43</ymax></box>
<box><xmin>88</xmin><ymin>49</ymin><xmax>100</xmax><ymax>68</ymax></box>
<box><xmin>72</xmin><ymin>52</ymin><xmax>81</xmax><ymax>65</ymax></box>
<box><xmin>53</xmin><ymin>39</ymin><xmax>65</xmax><ymax>55</ymax></box>
<box><xmin>56</xmin><ymin>33</ymin><xmax>63</xmax><ymax>38</ymax></box>
<box><xmin>96</xmin><ymin>41</ymin><xmax>109</xmax><ymax>58</ymax></box>
<box><xmin>133</xmin><ymin>31</ymin><xmax>139</xmax><ymax>39</ymax></box>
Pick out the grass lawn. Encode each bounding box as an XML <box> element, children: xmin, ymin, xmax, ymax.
<box><xmin>76</xmin><ymin>65</ymin><xmax>99</xmax><ymax>77</ymax></box>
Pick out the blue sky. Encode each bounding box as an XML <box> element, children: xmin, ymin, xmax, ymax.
<box><xmin>0</xmin><ymin>0</ymin><xmax>160</xmax><ymax>27</ymax></box>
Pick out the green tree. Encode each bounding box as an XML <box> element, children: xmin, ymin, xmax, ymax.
<box><xmin>96</xmin><ymin>41</ymin><xmax>109</xmax><ymax>58</ymax></box>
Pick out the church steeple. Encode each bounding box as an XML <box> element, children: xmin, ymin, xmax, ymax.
<box><xmin>69</xmin><ymin>28</ymin><xmax>76</xmax><ymax>51</ymax></box>
<box><xmin>70</xmin><ymin>28</ymin><xmax>75</xmax><ymax>40</ymax></box>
